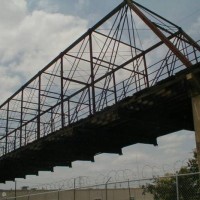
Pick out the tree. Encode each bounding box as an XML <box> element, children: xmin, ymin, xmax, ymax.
<box><xmin>143</xmin><ymin>150</ymin><xmax>200</xmax><ymax>200</ymax></box>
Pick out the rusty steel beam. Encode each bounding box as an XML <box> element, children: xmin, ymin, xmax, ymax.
<box><xmin>126</xmin><ymin>0</ymin><xmax>192</xmax><ymax>68</ymax></box>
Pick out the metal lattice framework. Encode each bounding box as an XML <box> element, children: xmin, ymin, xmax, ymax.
<box><xmin>0</xmin><ymin>0</ymin><xmax>200</xmax><ymax>157</ymax></box>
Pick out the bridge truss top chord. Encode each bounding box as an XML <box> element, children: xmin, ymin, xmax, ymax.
<box><xmin>0</xmin><ymin>0</ymin><xmax>200</xmax><ymax>162</ymax></box>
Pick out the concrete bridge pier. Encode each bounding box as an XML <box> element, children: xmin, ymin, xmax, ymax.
<box><xmin>192</xmin><ymin>95</ymin><xmax>200</xmax><ymax>169</ymax></box>
<box><xmin>187</xmin><ymin>72</ymin><xmax>200</xmax><ymax>169</ymax></box>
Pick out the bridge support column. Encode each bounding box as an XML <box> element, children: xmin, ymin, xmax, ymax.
<box><xmin>192</xmin><ymin>95</ymin><xmax>200</xmax><ymax>170</ymax></box>
<box><xmin>187</xmin><ymin>72</ymin><xmax>200</xmax><ymax>170</ymax></box>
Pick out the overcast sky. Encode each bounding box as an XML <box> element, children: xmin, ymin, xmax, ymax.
<box><xmin>0</xmin><ymin>0</ymin><xmax>200</xmax><ymax>190</ymax></box>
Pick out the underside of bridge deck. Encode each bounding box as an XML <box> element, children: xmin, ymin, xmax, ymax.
<box><xmin>0</xmin><ymin>63</ymin><xmax>199</xmax><ymax>182</ymax></box>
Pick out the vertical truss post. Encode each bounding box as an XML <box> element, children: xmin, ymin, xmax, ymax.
<box><xmin>24</xmin><ymin>125</ymin><xmax>27</xmax><ymax>145</ymax></box>
<box><xmin>126</xmin><ymin>0</ymin><xmax>192</xmax><ymax>68</ymax></box>
<box><xmin>88</xmin><ymin>87</ymin><xmax>92</xmax><ymax>115</ymax></box>
<box><xmin>14</xmin><ymin>130</ymin><xmax>16</xmax><ymax>150</ymax></box>
<box><xmin>20</xmin><ymin>90</ymin><xmax>23</xmax><ymax>147</ymax></box>
<box><xmin>143</xmin><ymin>54</ymin><xmax>149</xmax><ymax>87</ymax></box>
<box><xmin>60</xmin><ymin>55</ymin><xmax>65</xmax><ymax>128</ymax></box>
<box><xmin>122</xmin><ymin>81</ymin><xmax>126</xmax><ymax>98</ymax></box>
<box><xmin>5</xmin><ymin>102</ymin><xmax>9</xmax><ymax>154</ymax></box>
<box><xmin>51</xmin><ymin>109</ymin><xmax>54</xmax><ymax>133</ymax></box>
<box><xmin>68</xmin><ymin>100</ymin><xmax>71</xmax><ymax>125</ymax></box>
<box><xmin>37</xmin><ymin>75</ymin><xmax>41</xmax><ymax>139</ymax></box>
<box><xmin>89</xmin><ymin>32</ymin><xmax>96</xmax><ymax>114</ymax></box>
<box><xmin>113</xmin><ymin>72</ymin><xmax>118</xmax><ymax>104</ymax></box>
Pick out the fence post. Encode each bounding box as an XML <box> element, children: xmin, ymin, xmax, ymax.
<box><xmin>58</xmin><ymin>189</ymin><xmax>60</xmax><ymax>200</ymax></box>
<box><xmin>105</xmin><ymin>177</ymin><xmax>111</xmax><ymax>200</ymax></box>
<box><xmin>128</xmin><ymin>179</ymin><xmax>133</xmax><ymax>200</ymax></box>
<box><xmin>176</xmin><ymin>173</ymin><xmax>179</xmax><ymax>200</ymax></box>
<box><xmin>15</xmin><ymin>180</ymin><xmax>17</xmax><ymax>200</ymax></box>
<box><xmin>74</xmin><ymin>178</ymin><xmax>76</xmax><ymax>200</ymax></box>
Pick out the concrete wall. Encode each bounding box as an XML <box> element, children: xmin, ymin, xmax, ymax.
<box><xmin>0</xmin><ymin>188</ymin><xmax>153</xmax><ymax>200</ymax></box>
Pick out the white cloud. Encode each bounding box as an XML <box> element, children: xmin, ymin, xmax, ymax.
<box><xmin>34</xmin><ymin>0</ymin><xmax>60</xmax><ymax>13</ymax></box>
<box><xmin>0</xmin><ymin>66</ymin><xmax>21</xmax><ymax>99</ymax></box>
<box><xmin>0</xmin><ymin>0</ymin><xmax>88</xmax><ymax>103</ymax></box>
<box><xmin>0</xmin><ymin>0</ymin><xmax>27</xmax><ymax>29</ymax></box>
<box><xmin>76</xmin><ymin>0</ymin><xmax>90</xmax><ymax>10</ymax></box>
<box><xmin>188</xmin><ymin>16</ymin><xmax>200</xmax><ymax>41</ymax></box>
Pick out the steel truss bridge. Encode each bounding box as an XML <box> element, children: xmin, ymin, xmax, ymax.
<box><xmin>0</xmin><ymin>0</ymin><xmax>200</xmax><ymax>182</ymax></box>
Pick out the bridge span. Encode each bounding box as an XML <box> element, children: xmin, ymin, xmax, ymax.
<box><xmin>0</xmin><ymin>0</ymin><xmax>200</xmax><ymax>182</ymax></box>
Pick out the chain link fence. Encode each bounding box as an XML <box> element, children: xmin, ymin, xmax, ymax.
<box><xmin>1</xmin><ymin>172</ymin><xmax>199</xmax><ymax>200</ymax></box>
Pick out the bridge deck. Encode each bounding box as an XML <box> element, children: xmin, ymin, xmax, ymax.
<box><xmin>0</xmin><ymin>63</ymin><xmax>199</xmax><ymax>182</ymax></box>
